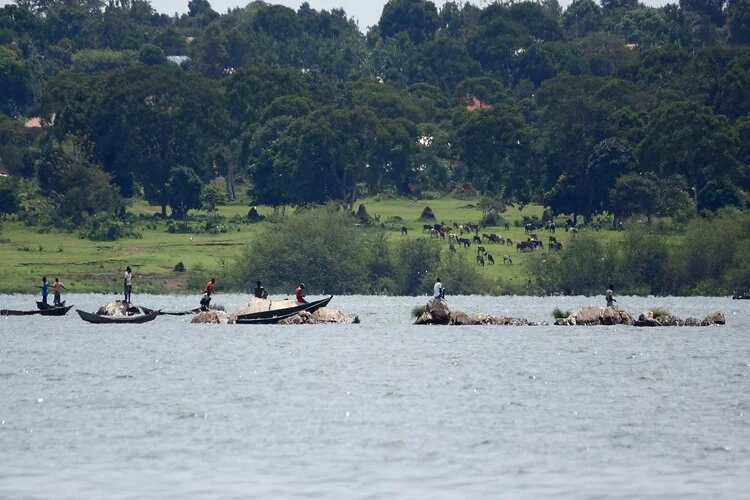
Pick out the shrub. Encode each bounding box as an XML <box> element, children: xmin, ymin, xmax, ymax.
<box><xmin>412</xmin><ymin>305</ymin><xmax>426</xmax><ymax>318</ymax></box>
<box><xmin>552</xmin><ymin>307</ymin><xmax>571</xmax><ymax>319</ymax></box>
<box><xmin>650</xmin><ymin>307</ymin><xmax>670</xmax><ymax>318</ymax></box>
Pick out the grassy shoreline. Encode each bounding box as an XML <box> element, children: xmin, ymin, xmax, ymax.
<box><xmin>0</xmin><ymin>195</ymin><xmax>631</xmax><ymax>295</ymax></box>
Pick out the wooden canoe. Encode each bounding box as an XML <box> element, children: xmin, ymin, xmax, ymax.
<box><xmin>141</xmin><ymin>306</ymin><xmax>202</xmax><ymax>316</ymax></box>
<box><xmin>38</xmin><ymin>300</ymin><xmax>66</xmax><ymax>310</ymax></box>
<box><xmin>234</xmin><ymin>309</ymin><xmax>307</xmax><ymax>325</ymax></box>
<box><xmin>1</xmin><ymin>304</ymin><xmax>74</xmax><ymax>316</ymax></box>
<box><xmin>76</xmin><ymin>309</ymin><xmax>160</xmax><ymax>324</ymax></box>
<box><xmin>235</xmin><ymin>295</ymin><xmax>333</xmax><ymax>321</ymax></box>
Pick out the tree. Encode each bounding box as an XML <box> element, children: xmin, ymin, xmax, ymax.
<box><xmin>0</xmin><ymin>45</ymin><xmax>38</xmax><ymax>115</ymax></box>
<box><xmin>138</xmin><ymin>43</ymin><xmax>166</xmax><ymax>65</ymax></box>
<box><xmin>379</xmin><ymin>0</ymin><xmax>440</xmax><ymax>45</ymax></box>
<box><xmin>585</xmin><ymin>137</ymin><xmax>638</xmax><ymax>220</ymax></box>
<box><xmin>562</xmin><ymin>0</ymin><xmax>603</xmax><ymax>38</ymax></box>
<box><xmin>609</xmin><ymin>172</ymin><xmax>659</xmax><ymax>221</ymax></box>
<box><xmin>728</xmin><ymin>0</ymin><xmax>750</xmax><ymax>44</ymax></box>
<box><xmin>88</xmin><ymin>65</ymin><xmax>227</xmax><ymax>215</ymax></box>
<box><xmin>167</xmin><ymin>166</ymin><xmax>203</xmax><ymax>219</ymax></box>
<box><xmin>639</xmin><ymin>101</ymin><xmax>739</xmax><ymax>212</ymax></box>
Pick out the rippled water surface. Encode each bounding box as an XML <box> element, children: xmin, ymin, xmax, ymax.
<box><xmin>1</xmin><ymin>294</ymin><xmax>749</xmax><ymax>499</ymax></box>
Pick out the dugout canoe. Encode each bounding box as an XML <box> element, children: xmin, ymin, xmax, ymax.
<box><xmin>38</xmin><ymin>300</ymin><xmax>66</xmax><ymax>310</ymax></box>
<box><xmin>1</xmin><ymin>304</ymin><xmax>74</xmax><ymax>316</ymax></box>
<box><xmin>234</xmin><ymin>295</ymin><xmax>333</xmax><ymax>321</ymax></box>
<box><xmin>140</xmin><ymin>306</ymin><xmax>202</xmax><ymax>316</ymax></box>
<box><xmin>234</xmin><ymin>309</ymin><xmax>307</xmax><ymax>325</ymax></box>
<box><xmin>76</xmin><ymin>309</ymin><xmax>160</xmax><ymax>324</ymax></box>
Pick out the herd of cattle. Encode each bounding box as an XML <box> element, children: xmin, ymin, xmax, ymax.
<box><xmin>399</xmin><ymin>218</ymin><xmax>570</xmax><ymax>267</ymax></box>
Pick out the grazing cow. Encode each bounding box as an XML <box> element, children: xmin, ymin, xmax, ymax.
<box><xmin>524</xmin><ymin>223</ymin><xmax>534</xmax><ymax>234</ymax></box>
<box><xmin>504</xmin><ymin>222</ymin><xmax>510</xmax><ymax>231</ymax></box>
<box><xmin>503</xmin><ymin>255</ymin><xmax>512</xmax><ymax>264</ymax></box>
<box><xmin>529</xmin><ymin>233</ymin><xmax>538</xmax><ymax>241</ymax></box>
<box><xmin>458</xmin><ymin>237</ymin><xmax>471</xmax><ymax>248</ymax></box>
<box><xmin>546</xmin><ymin>221</ymin><xmax>556</xmax><ymax>233</ymax></box>
<box><xmin>550</xmin><ymin>241</ymin><xmax>563</xmax><ymax>251</ymax></box>
<box><xmin>488</xmin><ymin>234</ymin><xmax>500</xmax><ymax>243</ymax></box>
<box><xmin>473</xmin><ymin>235</ymin><xmax>481</xmax><ymax>244</ymax></box>
<box><xmin>401</xmin><ymin>226</ymin><xmax>408</xmax><ymax>235</ymax></box>
<box><xmin>477</xmin><ymin>246</ymin><xmax>486</xmax><ymax>255</ymax></box>
<box><xmin>476</xmin><ymin>254</ymin><xmax>485</xmax><ymax>266</ymax></box>
<box><xmin>485</xmin><ymin>252</ymin><xmax>495</xmax><ymax>265</ymax></box>
<box><xmin>449</xmin><ymin>243</ymin><xmax>456</xmax><ymax>253</ymax></box>
<box><xmin>517</xmin><ymin>240</ymin><xmax>535</xmax><ymax>252</ymax></box>
<box><xmin>506</xmin><ymin>238</ymin><xmax>513</xmax><ymax>246</ymax></box>
<box><xmin>423</xmin><ymin>224</ymin><xmax>432</xmax><ymax>232</ymax></box>
<box><xmin>549</xmin><ymin>235</ymin><xmax>557</xmax><ymax>244</ymax></box>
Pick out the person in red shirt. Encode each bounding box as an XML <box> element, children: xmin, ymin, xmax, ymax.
<box><xmin>295</xmin><ymin>283</ymin><xmax>307</xmax><ymax>303</ymax></box>
<box><xmin>200</xmin><ymin>278</ymin><xmax>215</xmax><ymax>310</ymax></box>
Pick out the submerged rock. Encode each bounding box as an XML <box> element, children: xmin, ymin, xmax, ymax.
<box><xmin>191</xmin><ymin>310</ymin><xmax>229</xmax><ymax>324</ymax></box>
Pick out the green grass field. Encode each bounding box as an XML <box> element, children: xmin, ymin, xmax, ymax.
<box><xmin>0</xmin><ymin>195</ymin><xmax>627</xmax><ymax>294</ymax></box>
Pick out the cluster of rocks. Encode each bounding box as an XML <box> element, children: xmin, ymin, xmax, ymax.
<box><xmin>554</xmin><ymin>306</ymin><xmax>726</xmax><ymax>327</ymax></box>
<box><xmin>633</xmin><ymin>310</ymin><xmax>725</xmax><ymax>327</ymax></box>
<box><xmin>277</xmin><ymin>307</ymin><xmax>360</xmax><ymax>325</ymax></box>
<box><xmin>414</xmin><ymin>298</ymin><xmax>540</xmax><ymax>326</ymax></box>
<box><xmin>191</xmin><ymin>310</ymin><xmax>229</xmax><ymax>324</ymax></box>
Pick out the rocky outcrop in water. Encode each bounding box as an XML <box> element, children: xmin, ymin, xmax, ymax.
<box><xmin>554</xmin><ymin>306</ymin><xmax>634</xmax><ymax>326</ymax></box>
<box><xmin>555</xmin><ymin>307</ymin><xmax>726</xmax><ymax>327</ymax></box>
<box><xmin>96</xmin><ymin>300</ymin><xmax>143</xmax><ymax>316</ymax></box>
<box><xmin>277</xmin><ymin>307</ymin><xmax>360</xmax><ymax>325</ymax></box>
<box><xmin>191</xmin><ymin>310</ymin><xmax>229</xmax><ymax>324</ymax></box>
<box><xmin>414</xmin><ymin>298</ymin><xmax>539</xmax><ymax>326</ymax></box>
<box><xmin>633</xmin><ymin>310</ymin><xmax>726</xmax><ymax>327</ymax></box>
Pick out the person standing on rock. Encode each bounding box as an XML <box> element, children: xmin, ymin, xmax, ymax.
<box><xmin>433</xmin><ymin>278</ymin><xmax>445</xmax><ymax>299</ymax></box>
<box><xmin>123</xmin><ymin>266</ymin><xmax>132</xmax><ymax>303</ymax></box>
<box><xmin>606</xmin><ymin>284</ymin><xmax>616</xmax><ymax>307</ymax></box>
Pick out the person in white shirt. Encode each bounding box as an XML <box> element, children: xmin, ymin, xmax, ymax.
<box><xmin>433</xmin><ymin>278</ymin><xmax>445</xmax><ymax>299</ymax></box>
<box><xmin>123</xmin><ymin>266</ymin><xmax>132</xmax><ymax>303</ymax></box>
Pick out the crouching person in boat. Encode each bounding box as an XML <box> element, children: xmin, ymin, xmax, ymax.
<box><xmin>254</xmin><ymin>281</ymin><xmax>268</xmax><ymax>299</ymax></box>
<box><xmin>295</xmin><ymin>283</ymin><xmax>307</xmax><ymax>304</ymax></box>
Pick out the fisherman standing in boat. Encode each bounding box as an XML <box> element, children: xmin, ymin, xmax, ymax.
<box><xmin>295</xmin><ymin>283</ymin><xmax>307</xmax><ymax>304</ymax></box>
<box><xmin>123</xmin><ymin>266</ymin><xmax>132</xmax><ymax>303</ymax></box>
<box><xmin>40</xmin><ymin>276</ymin><xmax>49</xmax><ymax>306</ymax></box>
<box><xmin>52</xmin><ymin>278</ymin><xmax>67</xmax><ymax>306</ymax></box>
<box><xmin>254</xmin><ymin>281</ymin><xmax>268</xmax><ymax>299</ymax></box>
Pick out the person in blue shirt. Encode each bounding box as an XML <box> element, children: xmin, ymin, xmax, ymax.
<box><xmin>40</xmin><ymin>276</ymin><xmax>49</xmax><ymax>305</ymax></box>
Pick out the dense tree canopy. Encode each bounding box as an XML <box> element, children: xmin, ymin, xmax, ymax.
<box><xmin>0</xmin><ymin>0</ymin><xmax>747</xmax><ymax>222</ymax></box>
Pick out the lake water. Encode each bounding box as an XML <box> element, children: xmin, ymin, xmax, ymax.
<box><xmin>1</xmin><ymin>294</ymin><xmax>748</xmax><ymax>499</ymax></box>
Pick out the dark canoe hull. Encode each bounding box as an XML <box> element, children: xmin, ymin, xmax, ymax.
<box><xmin>76</xmin><ymin>309</ymin><xmax>160</xmax><ymax>324</ymax></box>
<box><xmin>235</xmin><ymin>310</ymin><xmax>305</xmax><ymax>325</ymax></box>
<box><xmin>38</xmin><ymin>300</ymin><xmax>66</xmax><ymax>310</ymax></box>
<box><xmin>1</xmin><ymin>304</ymin><xmax>73</xmax><ymax>316</ymax></box>
<box><xmin>235</xmin><ymin>296</ymin><xmax>333</xmax><ymax>321</ymax></box>
<box><xmin>140</xmin><ymin>307</ymin><xmax>202</xmax><ymax>316</ymax></box>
